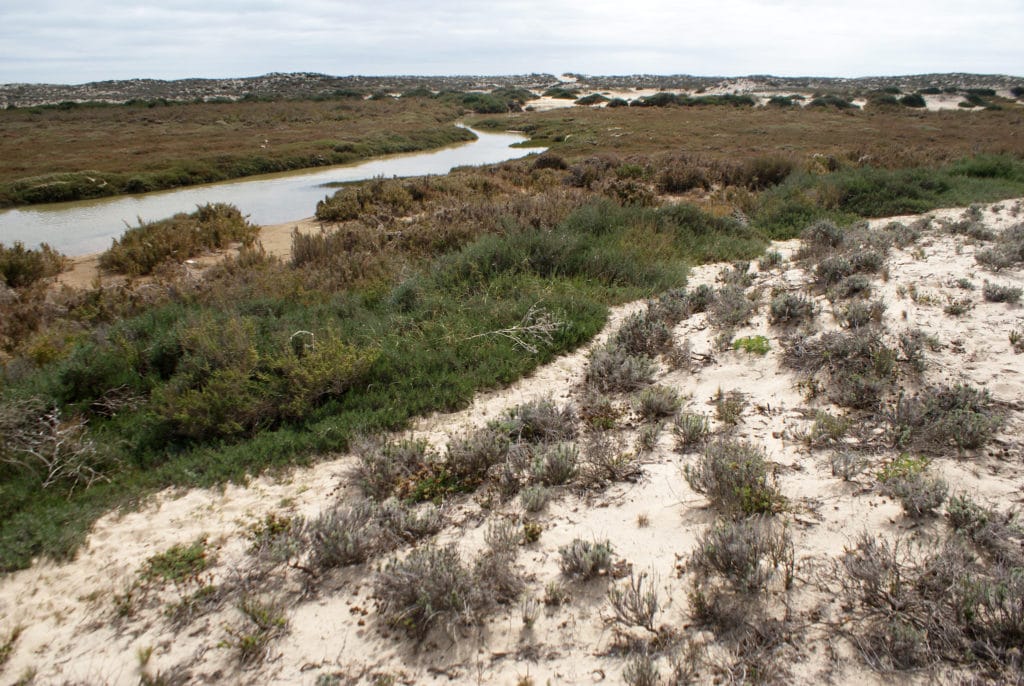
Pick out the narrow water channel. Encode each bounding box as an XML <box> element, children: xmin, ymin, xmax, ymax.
<box><xmin>0</xmin><ymin>128</ymin><xmax>537</xmax><ymax>256</ymax></box>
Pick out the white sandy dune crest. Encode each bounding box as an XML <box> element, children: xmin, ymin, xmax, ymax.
<box><xmin>2</xmin><ymin>199</ymin><xmax>1024</xmax><ymax>685</ymax></box>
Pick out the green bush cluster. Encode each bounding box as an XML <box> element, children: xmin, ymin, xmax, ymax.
<box><xmin>99</xmin><ymin>203</ymin><xmax>259</xmax><ymax>276</ymax></box>
<box><xmin>0</xmin><ymin>242</ymin><xmax>67</xmax><ymax>288</ymax></box>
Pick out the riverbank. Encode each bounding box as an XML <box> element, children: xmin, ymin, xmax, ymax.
<box><xmin>56</xmin><ymin>216</ymin><xmax>322</xmax><ymax>288</ymax></box>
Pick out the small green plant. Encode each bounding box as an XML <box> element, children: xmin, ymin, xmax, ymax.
<box><xmin>559</xmin><ymin>539</ymin><xmax>614</xmax><ymax>580</ymax></box>
<box><xmin>731</xmin><ymin>335</ymin><xmax>770</xmax><ymax>355</ymax></box>
<box><xmin>142</xmin><ymin>538</ymin><xmax>210</xmax><ymax>583</ymax></box>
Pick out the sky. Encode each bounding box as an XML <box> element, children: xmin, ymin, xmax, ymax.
<box><xmin>1</xmin><ymin>0</ymin><xmax>1021</xmax><ymax>84</ymax></box>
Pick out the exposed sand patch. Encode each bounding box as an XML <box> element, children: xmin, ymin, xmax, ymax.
<box><xmin>4</xmin><ymin>199</ymin><xmax>1024</xmax><ymax>685</ymax></box>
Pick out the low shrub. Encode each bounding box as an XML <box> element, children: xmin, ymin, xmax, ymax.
<box><xmin>710</xmin><ymin>285</ymin><xmax>756</xmax><ymax>328</ymax></box>
<box><xmin>769</xmin><ymin>292</ymin><xmax>815</xmax><ymax>325</ymax></box>
<box><xmin>684</xmin><ymin>439</ymin><xmax>782</xmax><ymax>515</ymax></box>
<box><xmin>783</xmin><ymin>330</ymin><xmax>898</xmax><ymax>409</ymax></box>
<box><xmin>613</xmin><ymin>310</ymin><xmax>675</xmax><ymax>356</ymax></box>
<box><xmin>689</xmin><ymin>517</ymin><xmax>794</xmax><ymax>593</ymax></box>
<box><xmin>349</xmin><ymin>437</ymin><xmax>432</xmax><ymax>500</ymax></box>
<box><xmin>982</xmin><ymin>281</ymin><xmax>1023</xmax><ymax>303</ymax></box>
<box><xmin>713</xmin><ymin>388</ymin><xmax>747</xmax><ymax>426</ymax></box>
<box><xmin>606</xmin><ymin>570</ymin><xmax>660</xmax><ymax>633</ymax></box>
<box><xmin>889</xmin><ymin>383</ymin><xmax>1003</xmax><ymax>453</ymax></box>
<box><xmin>374</xmin><ymin>544</ymin><xmax>479</xmax><ymax>639</ymax></box>
<box><xmin>0</xmin><ymin>242</ymin><xmax>67</xmax><ymax>288</ymax></box>
<box><xmin>99</xmin><ymin>203</ymin><xmax>258</xmax><ymax>276</ymax></box>
<box><xmin>584</xmin><ymin>344</ymin><xmax>656</xmax><ymax>393</ymax></box>
<box><xmin>559</xmin><ymin>538</ymin><xmax>614</xmax><ymax>579</ymax></box>
<box><xmin>837</xmin><ymin>298</ymin><xmax>886</xmax><ymax>328</ymax></box>
<box><xmin>502</xmin><ymin>398</ymin><xmax>577</xmax><ymax>444</ymax></box>
<box><xmin>635</xmin><ymin>385</ymin><xmax>682</xmax><ymax>420</ymax></box>
<box><xmin>836</xmin><ymin>532</ymin><xmax>1024</xmax><ymax>673</ymax></box>
<box><xmin>530</xmin><ymin>442</ymin><xmax>579</xmax><ymax>486</ymax></box>
<box><xmin>673</xmin><ymin>412</ymin><xmax>710</xmax><ymax>452</ymax></box>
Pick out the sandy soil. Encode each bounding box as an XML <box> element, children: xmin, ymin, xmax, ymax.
<box><xmin>4</xmin><ymin>199</ymin><xmax>1024</xmax><ymax>685</ymax></box>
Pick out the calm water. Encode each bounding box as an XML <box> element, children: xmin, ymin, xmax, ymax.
<box><xmin>0</xmin><ymin>128</ymin><xmax>536</xmax><ymax>256</ymax></box>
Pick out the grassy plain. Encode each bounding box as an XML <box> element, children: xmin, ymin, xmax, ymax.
<box><xmin>0</xmin><ymin>97</ymin><xmax>472</xmax><ymax>205</ymax></box>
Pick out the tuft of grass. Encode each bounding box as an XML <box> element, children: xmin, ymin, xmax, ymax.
<box><xmin>684</xmin><ymin>439</ymin><xmax>782</xmax><ymax>516</ymax></box>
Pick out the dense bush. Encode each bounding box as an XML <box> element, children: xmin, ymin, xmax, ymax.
<box><xmin>99</xmin><ymin>203</ymin><xmax>259</xmax><ymax>276</ymax></box>
<box><xmin>0</xmin><ymin>242</ymin><xmax>67</xmax><ymax>288</ymax></box>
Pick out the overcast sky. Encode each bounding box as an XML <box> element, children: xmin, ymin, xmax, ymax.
<box><xmin>2</xmin><ymin>0</ymin><xmax>1021</xmax><ymax>84</ymax></box>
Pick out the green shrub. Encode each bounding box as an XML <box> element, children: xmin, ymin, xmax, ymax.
<box><xmin>899</xmin><ymin>93</ymin><xmax>926</xmax><ymax>108</ymax></box>
<box><xmin>684</xmin><ymin>440</ymin><xmax>782</xmax><ymax>515</ymax></box>
<box><xmin>732</xmin><ymin>335</ymin><xmax>770</xmax><ymax>355</ymax></box>
<box><xmin>142</xmin><ymin>538</ymin><xmax>210</xmax><ymax>582</ymax></box>
<box><xmin>99</xmin><ymin>203</ymin><xmax>257</xmax><ymax>276</ymax></box>
<box><xmin>0</xmin><ymin>242</ymin><xmax>66</xmax><ymax>288</ymax></box>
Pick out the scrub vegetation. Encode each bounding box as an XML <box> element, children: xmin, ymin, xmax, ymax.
<box><xmin>2</xmin><ymin>88</ymin><xmax>1024</xmax><ymax>581</ymax></box>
